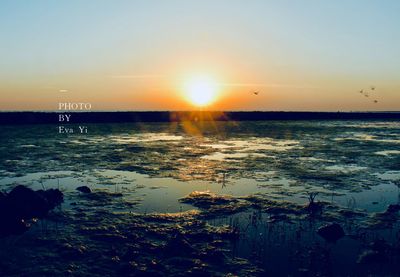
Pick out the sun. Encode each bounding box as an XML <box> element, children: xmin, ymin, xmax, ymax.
<box><xmin>183</xmin><ymin>75</ymin><xmax>219</xmax><ymax>107</ymax></box>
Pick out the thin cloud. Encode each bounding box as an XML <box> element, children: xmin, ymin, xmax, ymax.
<box><xmin>221</xmin><ymin>83</ymin><xmax>319</xmax><ymax>89</ymax></box>
<box><xmin>110</xmin><ymin>74</ymin><xmax>164</xmax><ymax>79</ymax></box>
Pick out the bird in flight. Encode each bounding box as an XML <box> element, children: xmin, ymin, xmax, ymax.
<box><xmin>253</xmin><ymin>91</ymin><xmax>259</xmax><ymax>95</ymax></box>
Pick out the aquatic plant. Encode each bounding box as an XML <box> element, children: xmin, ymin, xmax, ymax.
<box><xmin>305</xmin><ymin>192</ymin><xmax>323</xmax><ymax>215</ymax></box>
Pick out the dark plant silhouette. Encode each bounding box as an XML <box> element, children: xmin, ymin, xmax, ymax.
<box><xmin>307</xmin><ymin>192</ymin><xmax>322</xmax><ymax>215</ymax></box>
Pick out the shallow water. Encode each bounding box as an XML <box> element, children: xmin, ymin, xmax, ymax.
<box><xmin>1</xmin><ymin>120</ymin><xmax>400</xmax><ymax>276</ymax></box>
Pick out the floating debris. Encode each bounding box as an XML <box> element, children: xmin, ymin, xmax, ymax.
<box><xmin>317</xmin><ymin>223</ymin><xmax>345</xmax><ymax>242</ymax></box>
<box><xmin>385</xmin><ymin>204</ymin><xmax>400</xmax><ymax>213</ymax></box>
<box><xmin>76</xmin><ymin>185</ymin><xmax>91</xmax><ymax>193</ymax></box>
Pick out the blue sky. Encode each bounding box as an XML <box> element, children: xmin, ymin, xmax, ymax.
<box><xmin>1</xmin><ymin>0</ymin><xmax>399</xmax><ymax>110</ymax></box>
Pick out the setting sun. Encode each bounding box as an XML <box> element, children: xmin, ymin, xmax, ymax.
<box><xmin>183</xmin><ymin>76</ymin><xmax>219</xmax><ymax>107</ymax></box>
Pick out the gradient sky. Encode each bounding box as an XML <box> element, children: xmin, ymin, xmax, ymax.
<box><xmin>0</xmin><ymin>0</ymin><xmax>399</xmax><ymax>111</ymax></box>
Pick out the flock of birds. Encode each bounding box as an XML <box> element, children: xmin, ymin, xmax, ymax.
<box><xmin>359</xmin><ymin>86</ymin><xmax>378</xmax><ymax>104</ymax></box>
<box><xmin>251</xmin><ymin>86</ymin><xmax>379</xmax><ymax>104</ymax></box>
<box><xmin>359</xmin><ymin>86</ymin><xmax>379</xmax><ymax>104</ymax></box>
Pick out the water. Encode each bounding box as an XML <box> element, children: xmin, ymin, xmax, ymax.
<box><xmin>1</xmin><ymin>120</ymin><xmax>400</xmax><ymax>276</ymax></box>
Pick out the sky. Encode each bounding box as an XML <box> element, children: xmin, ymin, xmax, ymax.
<box><xmin>0</xmin><ymin>0</ymin><xmax>399</xmax><ymax>111</ymax></box>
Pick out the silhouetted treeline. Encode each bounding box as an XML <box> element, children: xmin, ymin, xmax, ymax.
<box><xmin>0</xmin><ymin>111</ymin><xmax>399</xmax><ymax>125</ymax></box>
